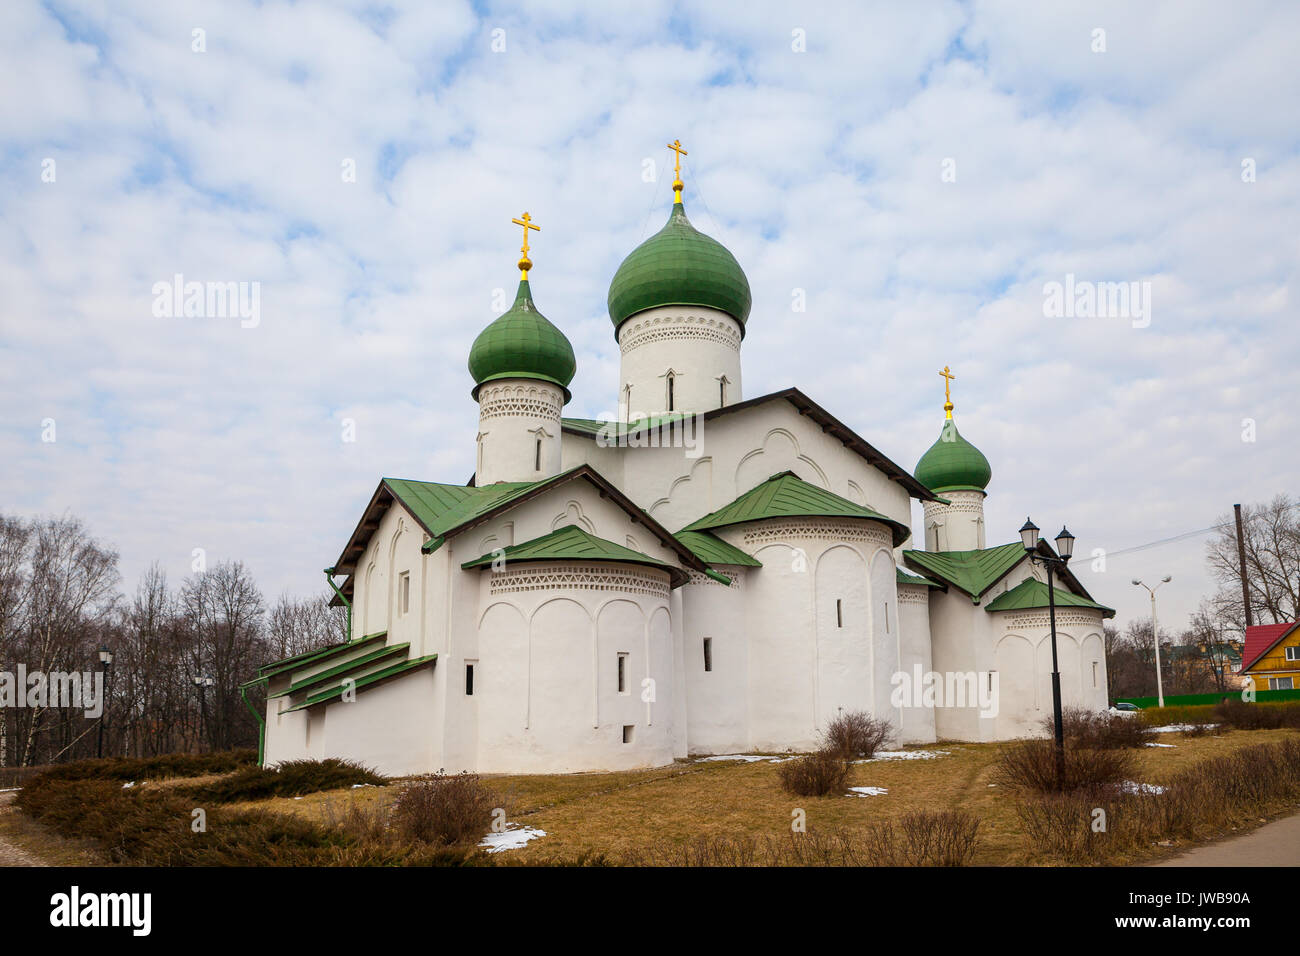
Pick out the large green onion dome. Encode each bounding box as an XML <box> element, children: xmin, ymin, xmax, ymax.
<box><xmin>915</xmin><ymin>417</ymin><xmax>993</xmax><ymax>494</ymax></box>
<box><xmin>469</xmin><ymin>280</ymin><xmax>576</xmax><ymax>402</ymax></box>
<box><xmin>607</xmin><ymin>199</ymin><xmax>751</xmax><ymax>339</ymax></box>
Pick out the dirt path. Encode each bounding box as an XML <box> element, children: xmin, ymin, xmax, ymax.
<box><xmin>0</xmin><ymin>791</ymin><xmax>47</xmax><ymax>867</ymax></box>
<box><xmin>1153</xmin><ymin>811</ymin><xmax>1300</xmax><ymax>867</ymax></box>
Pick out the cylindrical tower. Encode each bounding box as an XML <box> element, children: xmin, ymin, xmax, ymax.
<box><xmin>468</xmin><ymin>218</ymin><xmax>576</xmax><ymax>485</ymax></box>
<box><xmin>915</xmin><ymin>368</ymin><xmax>992</xmax><ymax>552</ymax></box>
<box><xmin>606</xmin><ymin>146</ymin><xmax>751</xmax><ymax>419</ymax></box>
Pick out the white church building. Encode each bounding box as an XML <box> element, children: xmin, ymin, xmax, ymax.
<box><xmin>248</xmin><ymin>149</ymin><xmax>1113</xmax><ymax>776</ymax></box>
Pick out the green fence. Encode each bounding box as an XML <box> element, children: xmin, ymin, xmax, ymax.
<box><xmin>1116</xmin><ymin>688</ymin><xmax>1300</xmax><ymax>708</ymax></box>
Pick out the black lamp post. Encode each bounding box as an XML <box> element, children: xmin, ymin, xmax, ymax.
<box><xmin>193</xmin><ymin>675</ymin><xmax>214</xmax><ymax>752</ymax></box>
<box><xmin>1020</xmin><ymin>518</ymin><xmax>1076</xmax><ymax>789</ymax></box>
<box><xmin>96</xmin><ymin>645</ymin><xmax>113</xmax><ymax>758</ymax></box>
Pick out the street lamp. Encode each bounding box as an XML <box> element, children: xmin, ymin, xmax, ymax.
<box><xmin>96</xmin><ymin>645</ymin><xmax>113</xmax><ymax>758</ymax></box>
<box><xmin>1133</xmin><ymin>576</ymin><xmax>1172</xmax><ymax>708</ymax></box>
<box><xmin>193</xmin><ymin>675</ymin><xmax>214</xmax><ymax>752</ymax></box>
<box><xmin>1021</xmin><ymin>518</ymin><xmax>1076</xmax><ymax>789</ymax></box>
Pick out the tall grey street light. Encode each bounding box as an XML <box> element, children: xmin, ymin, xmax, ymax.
<box><xmin>1020</xmin><ymin>519</ymin><xmax>1076</xmax><ymax>790</ymax></box>
<box><xmin>1132</xmin><ymin>576</ymin><xmax>1172</xmax><ymax>708</ymax></box>
<box><xmin>193</xmin><ymin>675</ymin><xmax>215</xmax><ymax>751</ymax></box>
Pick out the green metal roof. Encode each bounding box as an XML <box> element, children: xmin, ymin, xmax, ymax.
<box><xmin>914</xmin><ymin>417</ymin><xmax>992</xmax><ymax>493</ymax></box>
<box><xmin>680</xmin><ymin>471</ymin><xmax>912</xmax><ymax>547</ymax></box>
<box><xmin>468</xmin><ymin>279</ymin><xmax>576</xmax><ymax>401</ymax></box>
<box><xmin>251</xmin><ymin>631</ymin><xmax>389</xmax><ymax>684</ymax></box>
<box><xmin>267</xmin><ymin>642</ymin><xmax>411</xmax><ymax>699</ymax></box>
<box><xmin>897</xmin><ymin>566</ymin><xmax>942</xmax><ymax>589</ymax></box>
<box><xmin>461</xmin><ymin>524</ymin><xmax>688</xmax><ymax>587</ymax></box>
<box><xmin>675</xmin><ymin>530</ymin><xmax>762</xmax><ymax>568</ymax></box>
<box><xmin>607</xmin><ymin>200</ymin><xmax>751</xmax><ymax>337</ymax></box>
<box><xmin>902</xmin><ymin>542</ymin><xmax>1027</xmax><ymax>601</ymax></box>
<box><xmin>284</xmin><ymin>654</ymin><xmax>438</xmax><ymax>712</ymax></box>
<box><xmin>983</xmin><ymin>577</ymin><xmax>1115</xmax><ymax>618</ymax></box>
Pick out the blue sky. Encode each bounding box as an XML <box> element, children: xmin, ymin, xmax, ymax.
<box><xmin>2</xmin><ymin>0</ymin><xmax>1298</xmax><ymax>632</ymax></box>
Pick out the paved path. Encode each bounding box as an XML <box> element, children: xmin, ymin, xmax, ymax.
<box><xmin>0</xmin><ymin>791</ymin><xmax>46</xmax><ymax>867</ymax></box>
<box><xmin>1154</xmin><ymin>811</ymin><xmax>1300</xmax><ymax>866</ymax></box>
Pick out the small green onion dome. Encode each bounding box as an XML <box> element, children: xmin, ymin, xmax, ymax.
<box><xmin>915</xmin><ymin>418</ymin><xmax>993</xmax><ymax>493</ymax></box>
<box><xmin>469</xmin><ymin>280</ymin><xmax>576</xmax><ymax>402</ymax></box>
<box><xmin>607</xmin><ymin>200</ymin><xmax>751</xmax><ymax>339</ymax></box>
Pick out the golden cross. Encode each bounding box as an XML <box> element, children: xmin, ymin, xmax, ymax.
<box><xmin>511</xmin><ymin>211</ymin><xmax>540</xmax><ymax>278</ymax></box>
<box><xmin>940</xmin><ymin>365</ymin><xmax>955</xmax><ymax>418</ymax></box>
<box><xmin>667</xmin><ymin>139</ymin><xmax>688</xmax><ymax>201</ymax></box>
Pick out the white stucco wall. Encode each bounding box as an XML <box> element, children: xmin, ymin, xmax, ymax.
<box><xmin>617</xmin><ymin>305</ymin><xmax>743</xmax><ymax>417</ymax></box>
<box><xmin>562</xmin><ymin>397</ymin><xmax>915</xmax><ymax>541</ymax></box>
<box><xmin>923</xmin><ymin>490</ymin><xmax>986</xmax><ymax>552</ymax></box>
<box><xmin>476</xmin><ymin>378</ymin><xmax>565</xmax><ymax>484</ymax></box>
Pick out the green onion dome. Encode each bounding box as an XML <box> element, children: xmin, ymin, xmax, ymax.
<box><xmin>469</xmin><ymin>280</ymin><xmax>576</xmax><ymax>402</ymax></box>
<box><xmin>607</xmin><ymin>200</ymin><xmax>751</xmax><ymax>339</ymax></box>
<box><xmin>915</xmin><ymin>417</ymin><xmax>993</xmax><ymax>493</ymax></box>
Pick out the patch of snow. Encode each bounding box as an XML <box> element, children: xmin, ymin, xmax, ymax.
<box><xmin>1121</xmin><ymin>781</ymin><xmax>1167</xmax><ymax>795</ymax></box>
<box><xmin>1145</xmin><ymin>743</ymin><xmax>1176</xmax><ymax>748</ymax></box>
<box><xmin>350</xmin><ymin>783</ymin><xmax>375</xmax><ymax>789</ymax></box>
<box><xmin>479</xmin><ymin>824</ymin><xmax>546</xmax><ymax>853</ymax></box>
<box><xmin>1150</xmin><ymin>723</ymin><xmax>1218</xmax><ymax>733</ymax></box>
<box><xmin>847</xmin><ymin>786</ymin><xmax>889</xmax><ymax>797</ymax></box>
<box><xmin>121</xmin><ymin>781</ymin><xmax>135</xmax><ymax>789</ymax></box>
<box><xmin>0</xmin><ymin>787</ymin><xmax>21</xmax><ymax>793</ymax></box>
<box><xmin>695</xmin><ymin>754</ymin><xmax>792</xmax><ymax>764</ymax></box>
<box><xmin>857</xmin><ymin>749</ymin><xmax>950</xmax><ymax>763</ymax></box>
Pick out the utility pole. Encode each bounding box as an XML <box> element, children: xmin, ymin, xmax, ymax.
<box><xmin>1234</xmin><ymin>503</ymin><xmax>1252</xmax><ymax>628</ymax></box>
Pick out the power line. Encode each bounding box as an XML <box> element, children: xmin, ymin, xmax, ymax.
<box><xmin>1100</xmin><ymin>522</ymin><xmax>1232</xmax><ymax>559</ymax></box>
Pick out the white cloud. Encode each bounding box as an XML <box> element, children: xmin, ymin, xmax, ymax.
<box><xmin>1</xmin><ymin>0</ymin><xmax>1296</xmax><ymax>631</ymax></box>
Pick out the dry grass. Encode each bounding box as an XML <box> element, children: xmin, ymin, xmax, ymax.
<box><xmin>10</xmin><ymin>727</ymin><xmax>1298</xmax><ymax>866</ymax></box>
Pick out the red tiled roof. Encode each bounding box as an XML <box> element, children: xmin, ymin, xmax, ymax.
<box><xmin>1242</xmin><ymin>621</ymin><xmax>1300</xmax><ymax>671</ymax></box>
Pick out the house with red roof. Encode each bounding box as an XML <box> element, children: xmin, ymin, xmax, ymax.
<box><xmin>1241</xmin><ymin>622</ymin><xmax>1300</xmax><ymax>691</ymax></box>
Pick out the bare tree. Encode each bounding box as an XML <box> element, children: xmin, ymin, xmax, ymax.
<box><xmin>179</xmin><ymin>561</ymin><xmax>266</xmax><ymax>751</ymax></box>
<box><xmin>1205</xmin><ymin>495</ymin><xmax>1300</xmax><ymax>633</ymax></box>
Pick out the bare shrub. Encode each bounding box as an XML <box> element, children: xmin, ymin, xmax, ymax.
<box><xmin>823</xmin><ymin>711</ymin><xmax>892</xmax><ymax>759</ymax></box>
<box><xmin>776</xmin><ymin>749</ymin><xmax>851</xmax><ymax>797</ymax></box>
<box><xmin>994</xmin><ymin>739</ymin><xmax>1135</xmax><ymax>793</ymax></box>
<box><xmin>1045</xmin><ymin>707</ymin><xmax>1155</xmax><ymax>749</ymax></box>
<box><xmin>392</xmin><ymin>773</ymin><xmax>498</xmax><ymax>847</ymax></box>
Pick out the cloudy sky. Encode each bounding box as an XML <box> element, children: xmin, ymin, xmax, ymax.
<box><xmin>3</xmin><ymin>0</ymin><xmax>1297</xmax><ymax>632</ymax></box>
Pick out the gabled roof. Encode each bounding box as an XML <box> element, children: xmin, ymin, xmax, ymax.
<box><xmin>680</xmin><ymin>470</ymin><xmax>912</xmax><ymax>547</ymax></box>
<box><xmin>902</xmin><ymin>542</ymin><xmax>1026</xmax><ymax>600</ymax></box>
<box><xmin>983</xmin><ymin>578</ymin><xmax>1115</xmax><ymax>618</ymax></box>
<box><xmin>561</xmin><ymin>387</ymin><xmax>939</xmax><ymax>501</ymax></box>
<box><xmin>675</xmin><ymin>530</ymin><xmax>763</xmax><ymax>568</ymax></box>
<box><xmin>244</xmin><ymin>631</ymin><xmax>389</xmax><ymax>686</ymax></box>
<box><xmin>461</xmin><ymin>524</ymin><xmax>689</xmax><ymax>588</ymax></box>
<box><xmin>1242</xmin><ymin>621</ymin><xmax>1300</xmax><ymax>671</ymax></box>
<box><xmin>903</xmin><ymin>540</ymin><xmax>1101</xmax><ymax>607</ymax></box>
<box><xmin>333</xmin><ymin>465</ymin><xmax>707</xmax><ymax>576</ymax></box>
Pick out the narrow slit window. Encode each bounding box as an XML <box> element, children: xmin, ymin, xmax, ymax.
<box><xmin>836</xmin><ymin>599</ymin><xmax>843</xmax><ymax>628</ymax></box>
<box><xmin>667</xmin><ymin>374</ymin><xmax>675</xmax><ymax>412</ymax></box>
<box><xmin>622</xmin><ymin>724</ymin><xmax>634</xmax><ymax>744</ymax></box>
<box><xmin>884</xmin><ymin>602</ymin><xmax>890</xmax><ymax>633</ymax></box>
<box><xmin>617</xmin><ymin>653</ymin><xmax>628</xmax><ymax>693</ymax></box>
<box><xmin>535</xmin><ymin>436</ymin><xmax>542</xmax><ymax>471</ymax></box>
<box><xmin>1092</xmin><ymin>661</ymin><xmax>1098</xmax><ymax>688</ymax></box>
<box><xmin>719</xmin><ymin>379</ymin><xmax>726</xmax><ymax>406</ymax></box>
<box><xmin>399</xmin><ymin>572</ymin><xmax>410</xmax><ymax>615</ymax></box>
<box><xmin>703</xmin><ymin>637</ymin><xmax>713</xmax><ymax>672</ymax></box>
<box><xmin>465</xmin><ymin>663</ymin><xmax>475</xmax><ymax>696</ymax></box>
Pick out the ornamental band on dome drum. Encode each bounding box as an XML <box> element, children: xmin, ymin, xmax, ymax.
<box><xmin>246</xmin><ymin>142</ymin><xmax>1112</xmax><ymax>776</ymax></box>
